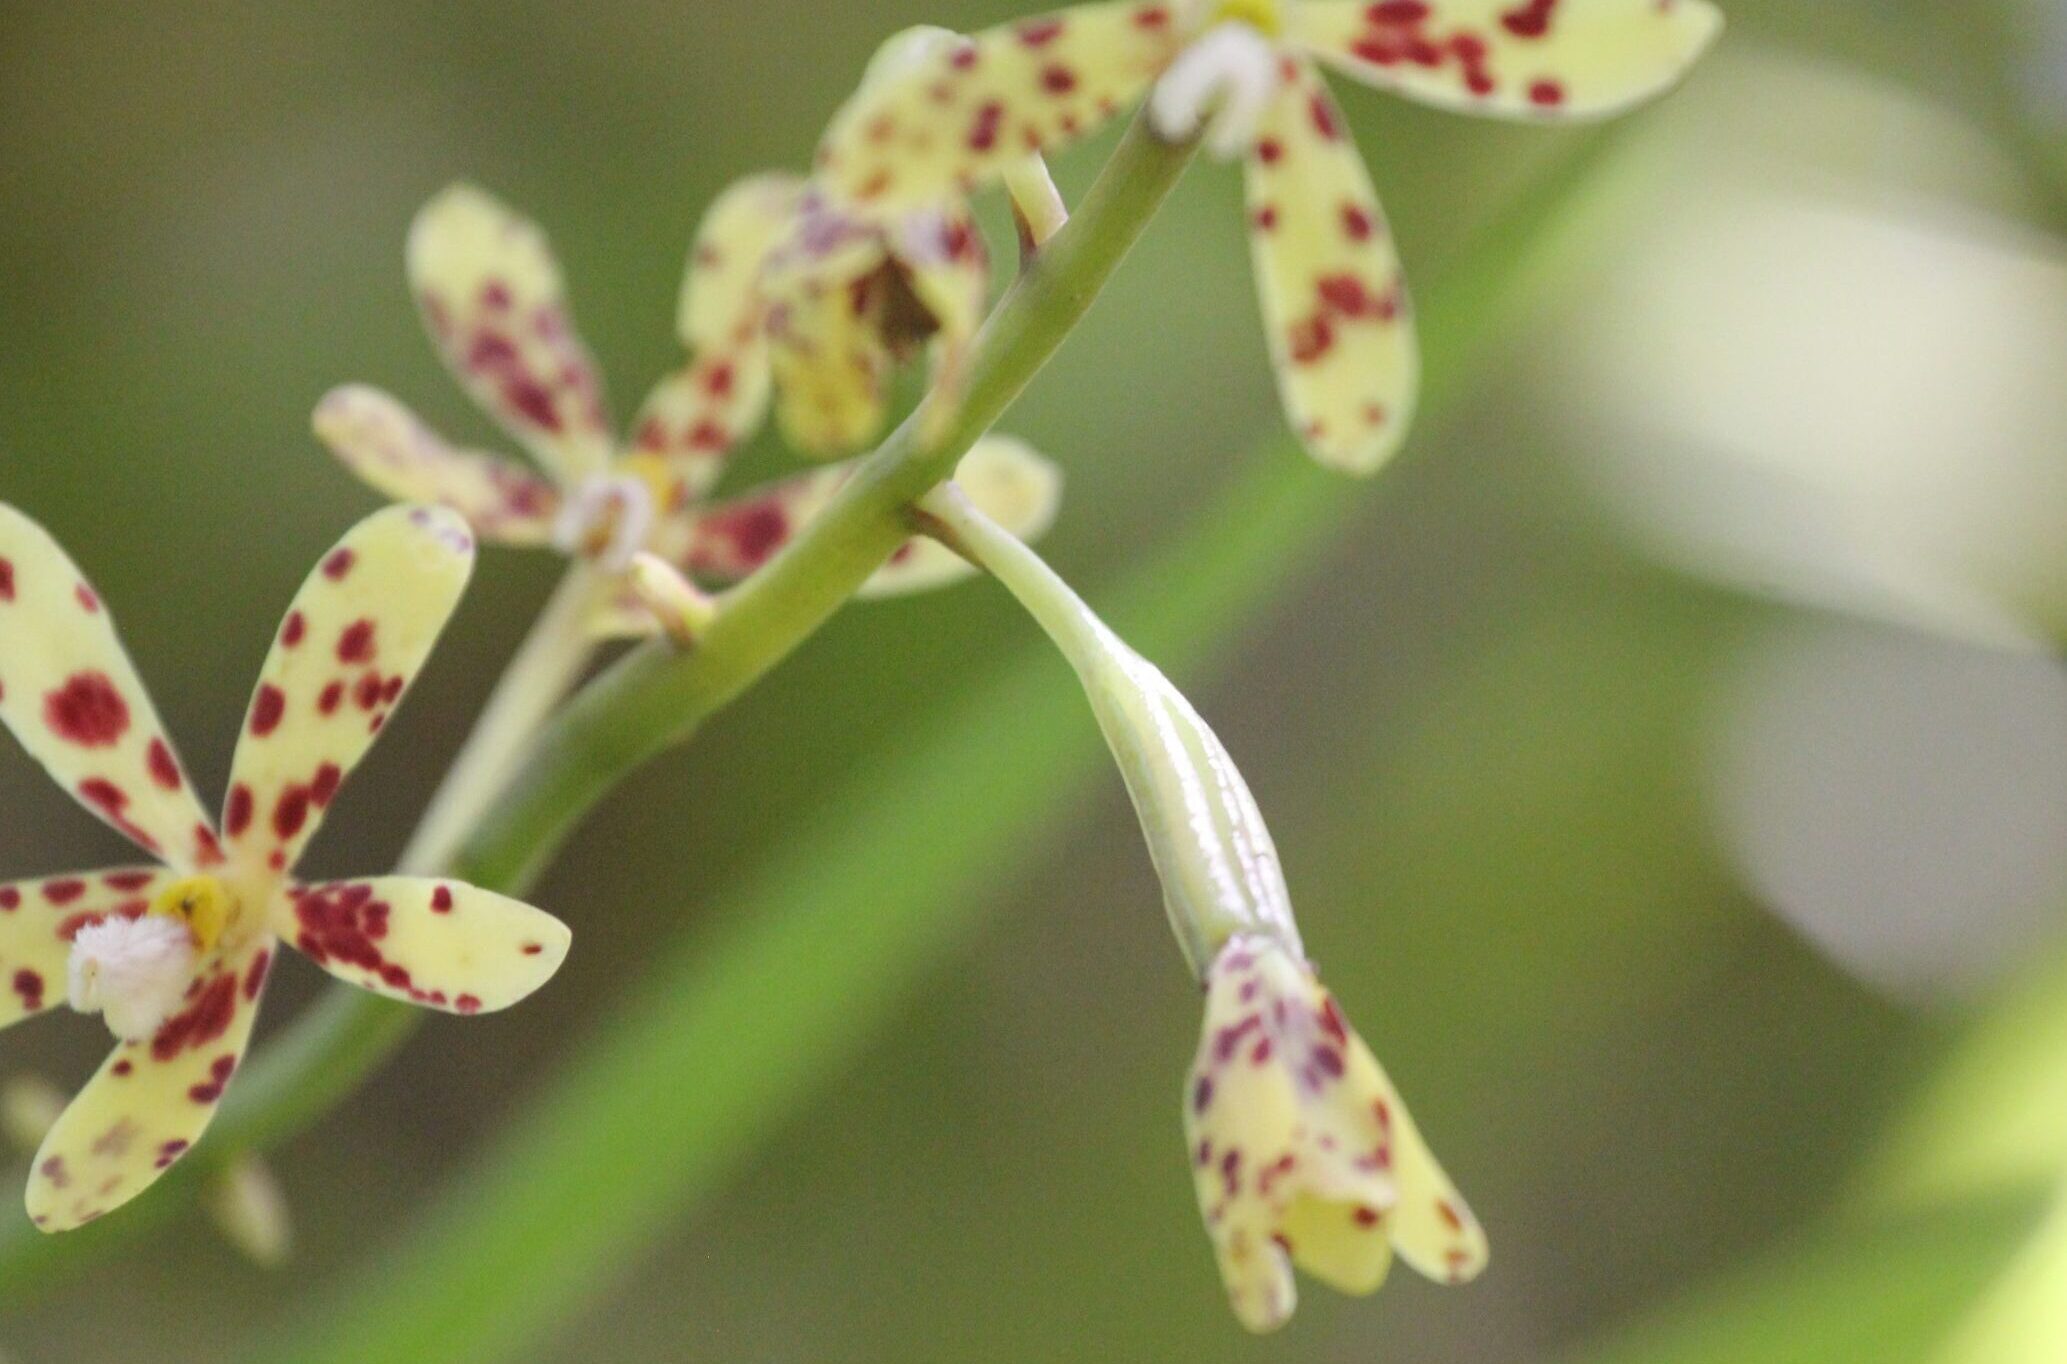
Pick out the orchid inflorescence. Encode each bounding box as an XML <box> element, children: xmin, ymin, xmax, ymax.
<box><xmin>0</xmin><ymin>0</ymin><xmax>1717</xmax><ymax>1334</ymax></box>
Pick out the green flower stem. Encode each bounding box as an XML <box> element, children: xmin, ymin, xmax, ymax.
<box><xmin>918</xmin><ymin>484</ymin><xmax>1299</xmax><ymax>974</ymax></box>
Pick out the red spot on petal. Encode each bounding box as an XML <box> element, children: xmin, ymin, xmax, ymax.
<box><xmin>968</xmin><ymin>101</ymin><xmax>1004</xmax><ymax>152</ymax></box>
<box><xmin>77</xmin><ymin>779</ymin><xmax>160</xmax><ymax>853</ymax></box>
<box><xmin>243</xmin><ymin>948</ymin><xmax>271</xmax><ymax>1001</ymax></box>
<box><xmin>272</xmin><ymin>786</ymin><xmax>311</xmax><ymax>842</ymax></box>
<box><xmin>225</xmin><ymin>784</ymin><xmax>254</xmax><ymax>838</ymax></box>
<box><xmin>74</xmin><ymin>584</ymin><xmax>100</xmax><ymax>613</ymax></box>
<box><xmin>318</xmin><ymin>681</ymin><xmax>345</xmax><ymax>715</ymax></box>
<box><xmin>281</xmin><ymin>611</ymin><xmax>306</xmax><ymax>647</ymax></box>
<box><xmin>12</xmin><ymin>969</ymin><xmax>43</xmax><ymax>1010</ymax></box>
<box><xmin>337</xmin><ymin>618</ymin><xmax>377</xmax><ymax>664</ymax></box>
<box><xmin>431</xmin><ymin>885</ymin><xmax>454</xmax><ymax>913</ymax></box>
<box><xmin>150</xmin><ymin>973</ymin><xmax>237</xmax><ymax>1061</ymax></box>
<box><xmin>310</xmin><ymin>762</ymin><xmax>342</xmax><ymax>808</ymax></box>
<box><xmin>1529</xmin><ymin>78</ymin><xmax>1566</xmax><ymax>106</ymax></box>
<box><xmin>0</xmin><ymin>888</ymin><xmax>18</xmax><ymax>911</ymax></box>
<box><xmin>43</xmin><ymin>672</ymin><xmax>130</xmax><ymax>747</ymax></box>
<box><xmin>455</xmin><ymin>993</ymin><xmax>482</xmax><ymax>1014</ymax></box>
<box><xmin>43</xmin><ymin>879</ymin><xmax>85</xmax><ymax>905</ymax></box>
<box><xmin>146</xmin><ymin>738</ymin><xmax>182</xmax><ymax>791</ymax></box>
<box><xmin>249</xmin><ymin>684</ymin><xmax>286</xmax><ymax>737</ymax></box>
<box><xmin>322</xmin><ymin>548</ymin><xmax>356</xmax><ymax>581</ymax></box>
<box><xmin>0</xmin><ymin>559</ymin><xmax>12</xmax><ymax>600</ymax></box>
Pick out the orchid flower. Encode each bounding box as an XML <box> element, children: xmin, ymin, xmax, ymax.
<box><xmin>0</xmin><ymin>503</ymin><xmax>570</xmax><ymax>1230</ymax></box>
<box><xmin>315</xmin><ymin>185</ymin><xmax>1058</xmax><ymax>637</ymax></box>
<box><xmin>682</xmin><ymin>169</ymin><xmax>992</xmax><ymax>459</ymax></box>
<box><xmin>919</xmin><ymin>483</ymin><xmax>1482</xmax><ymax>1330</ymax></box>
<box><xmin>818</xmin><ymin>0</ymin><xmax>1722</xmax><ymax>473</ymax></box>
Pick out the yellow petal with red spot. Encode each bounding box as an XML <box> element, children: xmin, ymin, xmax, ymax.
<box><xmin>678</xmin><ymin>173</ymin><xmax>806</xmax><ymax>355</ymax></box>
<box><xmin>312</xmin><ymin>385</ymin><xmax>561</xmax><ymax>546</ymax></box>
<box><xmin>1352</xmin><ymin>1033</ymin><xmax>1488</xmax><ymax>1285</ymax></box>
<box><xmin>624</xmin><ymin>357</ymin><xmax>772</xmax><ymax>504</ymax></box>
<box><xmin>271</xmin><ymin>877</ymin><xmax>568</xmax><ymax>1014</ymax></box>
<box><xmin>222</xmin><ymin>506</ymin><xmax>474</xmax><ymax>880</ymax></box>
<box><xmin>0</xmin><ymin>869</ymin><xmax>174</xmax><ymax>1032</ymax></box>
<box><xmin>894</xmin><ymin>200</ymin><xmax>993</xmax><ymax>365</ymax></box>
<box><xmin>816</xmin><ymin>9</ymin><xmax>1185</xmax><ymax>214</ymax></box>
<box><xmin>1184</xmin><ymin>937</ymin><xmax>1480</xmax><ymax>1332</ymax></box>
<box><xmin>26</xmin><ymin>935</ymin><xmax>273</xmax><ymax>1232</ymax></box>
<box><xmin>759</xmin><ymin>207</ymin><xmax>902</xmax><ymax>458</ymax></box>
<box><xmin>408</xmin><ymin>184</ymin><xmax>615</xmax><ymax>483</ymax></box>
<box><xmin>0</xmin><ymin>506</ymin><xmax>218</xmax><ymax>869</ymax></box>
<box><xmin>1244</xmin><ymin>65</ymin><xmax>1417</xmax><ymax>474</ymax></box>
<box><xmin>1292</xmin><ymin>0</ymin><xmax>1721</xmax><ymax>120</ymax></box>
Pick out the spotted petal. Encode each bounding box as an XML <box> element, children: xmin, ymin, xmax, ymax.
<box><xmin>1244</xmin><ymin>65</ymin><xmax>1416</xmax><ymax>473</ymax></box>
<box><xmin>272</xmin><ymin>877</ymin><xmax>569</xmax><ymax>1014</ymax></box>
<box><xmin>313</xmin><ymin>385</ymin><xmax>560</xmax><ymax>546</ymax></box>
<box><xmin>0</xmin><ymin>507</ymin><xmax>218</xmax><ymax>868</ymax></box>
<box><xmin>222</xmin><ymin>506</ymin><xmax>475</xmax><ymax>879</ymax></box>
<box><xmin>408</xmin><ymin>184</ymin><xmax>614</xmax><ymax>483</ymax></box>
<box><xmin>1292</xmin><ymin>0</ymin><xmax>1722</xmax><ymax>120</ymax></box>
<box><xmin>1346</xmin><ymin>1030</ymin><xmax>1488</xmax><ymax>1285</ymax></box>
<box><xmin>894</xmin><ymin>200</ymin><xmax>992</xmax><ymax>365</ymax></box>
<box><xmin>630</xmin><ymin>174</ymin><xmax>809</xmax><ymax>496</ymax></box>
<box><xmin>763</xmin><ymin>253</ymin><xmax>899</xmax><ymax>458</ymax></box>
<box><xmin>625</xmin><ymin>359</ymin><xmax>772</xmax><ymax>505</ymax></box>
<box><xmin>26</xmin><ymin>935</ymin><xmax>272</xmax><ymax>1231</ymax></box>
<box><xmin>815</xmin><ymin>9</ymin><xmax>1185</xmax><ymax>213</ymax></box>
<box><xmin>0</xmin><ymin>868</ymin><xmax>173</xmax><ymax>1032</ymax></box>
<box><xmin>679</xmin><ymin>173</ymin><xmax>806</xmax><ymax>358</ymax></box>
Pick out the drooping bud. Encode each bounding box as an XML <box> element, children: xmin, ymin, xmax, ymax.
<box><xmin>1187</xmin><ymin>936</ymin><xmax>1486</xmax><ymax>1330</ymax></box>
<box><xmin>918</xmin><ymin>483</ymin><xmax>1296</xmax><ymax>974</ymax></box>
<box><xmin>917</xmin><ymin>486</ymin><xmax>1484</xmax><ymax>1330</ymax></box>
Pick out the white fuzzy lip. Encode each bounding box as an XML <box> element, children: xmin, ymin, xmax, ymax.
<box><xmin>68</xmin><ymin>914</ymin><xmax>197</xmax><ymax>1042</ymax></box>
<box><xmin>1149</xmin><ymin>23</ymin><xmax>1286</xmax><ymax>160</ymax></box>
<box><xmin>551</xmin><ymin>473</ymin><xmax>657</xmax><ymax>571</ymax></box>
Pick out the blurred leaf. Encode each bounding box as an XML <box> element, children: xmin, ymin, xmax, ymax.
<box><xmin>1562</xmin><ymin>1199</ymin><xmax>2040</xmax><ymax>1364</ymax></box>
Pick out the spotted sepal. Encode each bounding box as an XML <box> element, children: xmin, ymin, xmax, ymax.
<box><xmin>625</xmin><ymin>359</ymin><xmax>773</xmax><ymax>505</ymax></box>
<box><xmin>313</xmin><ymin>385</ymin><xmax>561</xmax><ymax>546</ymax></box>
<box><xmin>0</xmin><ymin>506</ymin><xmax>218</xmax><ymax>868</ymax></box>
<box><xmin>1244</xmin><ymin>64</ymin><xmax>1416</xmax><ymax>474</ymax></box>
<box><xmin>25</xmin><ymin>934</ymin><xmax>272</xmax><ymax>1231</ymax></box>
<box><xmin>0</xmin><ymin>868</ymin><xmax>174</xmax><ymax>1032</ymax></box>
<box><xmin>408</xmin><ymin>184</ymin><xmax>615</xmax><ymax>483</ymax></box>
<box><xmin>758</xmin><ymin>201</ymin><xmax>904</xmax><ymax>458</ymax></box>
<box><xmin>1184</xmin><ymin>938</ymin><xmax>1482</xmax><ymax>1332</ymax></box>
<box><xmin>1292</xmin><ymin>0</ymin><xmax>1722</xmax><ymax>120</ymax></box>
<box><xmin>221</xmin><ymin>506</ymin><xmax>475</xmax><ymax>878</ymax></box>
<box><xmin>815</xmin><ymin>7</ymin><xmax>1185</xmax><ymax>213</ymax></box>
<box><xmin>271</xmin><ymin>877</ymin><xmax>569</xmax><ymax>1014</ymax></box>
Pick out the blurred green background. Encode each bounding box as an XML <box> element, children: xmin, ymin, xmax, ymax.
<box><xmin>4</xmin><ymin>1</ymin><xmax>2067</xmax><ymax>1360</ymax></box>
